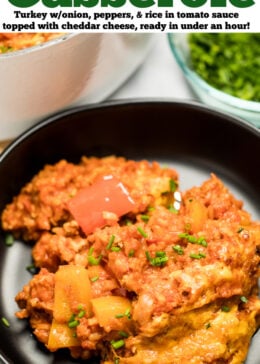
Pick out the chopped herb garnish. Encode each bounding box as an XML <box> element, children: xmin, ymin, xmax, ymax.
<box><xmin>4</xmin><ymin>233</ymin><xmax>15</xmax><ymax>247</ymax></box>
<box><xmin>173</xmin><ymin>245</ymin><xmax>184</xmax><ymax>255</ymax></box>
<box><xmin>240</xmin><ymin>296</ymin><xmax>248</xmax><ymax>303</ymax></box>
<box><xmin>140</xmin><ymin>214</ymin><xmax>150</xmax><ymax>222</ymax></box>
<box><xmin>179</xmin><ymin>233</ymin><xmax>208</xmax><ymax>247</ymax></box>
<box><xmin>128</xmin><ymin>249</ymin><xmax>135</xmax><ymax>257</ymax></box>
<box><xmin>88</xmin><ymin>247</ymin><xmax>102</xmax><ymax>266</ymax></box>
<box><xmin>106</xmin><ymin>235</ymin><xmax>115</xmax><ymax>250</ymax></box>
<box><xmin>137</xmin><ymin>226</ymin><xmax>148</xmax><ymax>238</ymax></box>
<box><xmin>237</xmin><ymin>227</ymin><xmax>244</xmax><ymax>233</ymax></box>
<box><xmin>115</xmin><ymin>313</ymin><xmax>124</xmax><ymax>319</ymax></box>
<box><xmin>146</xmin><ymin>251</ymin><xmax>168</xmax><ymax>267</ymax></box>
<box><xmin>189</xmin><ymin>33</ymin><xmax>260</xmax><ymax>102</ymax></box>
<box><xmin>111</xmin><ymin>339</ymin><xmax>125</xmax><ymax>350</ymax></box>
<box><xmin>190</xmin><ymin>252</ymin><xmax>206</xmax><ymax>260</ymax></box>
<box><xmin>77</xmin><ymin>309</ymin><xmax>86</xmax><ymax>319</ymax></box>
<box><xmin>114</xmin><ymin>357</ymin><xmax>120</xmax><ymax>364</ymax></box>
<box><xmin>197</xmin><ymin>237</ymin><xmax>208</xmax><ymax>247</ymax></box>
<box><xmin>168</xmin><ymin>206</ymin><xmax>178</xmax><ymax>214</ymax></box>
<box><xmin>90</xmin><ymin>275</ymin><xmax>99</xmax><ymax>282</ymax></box>
<box><xmin>26</xmin><ymin>264</ymin><xmax>38</xmax><ymax>275</ymax></box>
<box><xmin>221</xmin><ymin>305</ymin><xmax>230</xmax><ymax>312</ymax></box>
<box><xmin>124</xmin><ymin>308</ymin><xmax>131</xmax><ymax>320</ymax></box>
<box><xmin>69</xmin><ymin>313</ymin><xmax>76</xmax><ymax>321</ymax></box>
<box><xmin>169</xmin><ymin>178</ymin><xmax>178</xmax><ymax>192</ymax></box>
<box><xmin>115</xmin><ymin>308</ymin><xmax>131</xmax><ymax>320</ymax></box>
<box><xmin>106</xmin><ymin>235</ymin><xmax>121</xmax><ymax>252</ymax></box>
<box><xmin>68</xmin><ymin>307</ymin><xmax>86</xmax><ymax>324</ymax></box>
<box><xmin>118</xmin><ymin>330</ymin><xmax>129</xmax><ymax>338</ymax></box>
<box><xmin>1</xmin><ymin>317</ymin><xmax>10</xmax><ymax>328</ymax></box>
<box><xmin>68</xmin><ymin>319</ymin><xmax>80</xmax><ymax>328</ymax></box>
<box><xmin>205</xmin><ymin>322</ymin><xmax>211</xmax><ymax>329</ymax></box>
<box><xmin>111</xmin><ymin>246</ymin><xmax>121</xmax><ymax>252</ymax></box>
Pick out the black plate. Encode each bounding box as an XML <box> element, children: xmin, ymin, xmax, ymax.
<box><xmin>0</xmin><ymin>100</ymin><xmax>259</xmax><ymax>364</ymax></box>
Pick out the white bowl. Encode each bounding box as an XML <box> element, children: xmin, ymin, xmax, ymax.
<box><xmin>0</xmin><ymin>33</ymin><xmax>154</xmax><ymax>140</ymax></box>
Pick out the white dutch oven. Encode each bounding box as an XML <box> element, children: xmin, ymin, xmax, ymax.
<box><xmin>0</xmin><ymin>33</ymin><xmax>154</xmax><ymax>140</ymax></box>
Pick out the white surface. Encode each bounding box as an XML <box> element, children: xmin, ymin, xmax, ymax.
<box><xmin>110</xmin><ymin>34</ymin><xmax>197</xmax><ymax>103</ymax></box>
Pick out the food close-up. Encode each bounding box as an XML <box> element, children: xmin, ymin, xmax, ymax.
<box><xmin>0</xmin><ymin>15</ymin><xmax>259</xmax><ymax>364</ymax></box>
<box><xmin>1</xmin><ymin>155</ymin><xmax>260</xmax><ymax>364</ymax></box>
<box><xmin>0</xmin><ymin>32</ymin><xmax>63</xmax><ymax>53</ymax></box>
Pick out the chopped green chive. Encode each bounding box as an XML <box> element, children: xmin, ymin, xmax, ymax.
<box><xmin>205</xmin><ymin>322</ymin><xmax>211</xmax><ymax>329</ymax></box>
<box><xmin>140</xmin><ymin>214</ymin><xmax>150</xmax><ymax>222</ymax></box>
<box><xmin>169</xmin><ymin>178</ymin><xmax>178</xmax><ymax>192</ymax></box>
<box><xmin>111</xmin><ymin>246</ymin><xmax>121</xmax><ymax>252</ymax></box>
<box><xmin>168</xmin><ymin>206</ymin><xmax>178</xmax><ymax>214</ymax></box>
<box><xmin>128</xmin><ymin>249</ymin><xmax>135</xmax><ymax>257</ymax></box>
<box><xmin>26</xmin><ymin>264</ymin><xmax>38</xmax><ymax>275</ymax></box>
<box><xmin>115</xmin><ymin>308</ymin><xmax>131</xmax><ymax>320</ymax></box>
<box><xmin>146</xmin><ymin>251</ymin><xmax>168</xmax><ymax>267</ymax></box>
<box><xmin>68</xmin><ymin>307</ymin><xmax>86</xmax><ymax>324</ymax></box>
<box><xmin>221</xmin><ymin>305</ymin><xmax>230</xmax><ymax>312</ymax></box>
<box><xmin>173</xmin><ymin>245</ymin><xmax>184</xmax><ymax>255</ymax></box>
<box><xmin>190</xmin><ymin>252</ymin><xmax>206</xmax><ymax>260</ymax></box>
<box><xmin>118</xmin><ymin>330</ymin><xmax>129</xmax><ymax>338</ymax></box>
<box><xmin>1</xmin><ymin>317</ymin><xmax>10</xmax><ymax>328</ymax></box>
<box><xmin>106</xmin><ymin>235</ymin><xmax>115</xmax><ymax>250</ymax></box>
<box><xmin>90</xmin><ymin>275</ymin><xmax>99</xmax><ymax>282</ymax></box>
<box><xmin>115</xmin><ymin>313</ymin><xmax>124</xmax><ymax>319</ymax></box>
<box><xmin>114</xmin><ymin>358</ymin><xmax>120</xmax><ymax>364</ymax></box>
<box><xmin>88</xmin><ymin>247</ymin><xmax>102</xmax><ymax>266</ymax></box>
<box><xmin>68</xmin><ymin>320</ymin><xmax>80</xmax><ymax>328</ymax></box>
<box><xmin>4</xmin><ymin>233</ymin><xmax>14</xmax><ymax>247</ymax></box>
<box><xmin>137</xmin><ymin>226</ymin><xmax>148</xmax><ymax>238</ymax></box>
<box><xmin>77</xmin><ymin>309</ymin><xmax>86</xmax><ymax>319</ymax></box>
<box><xmin>240</xmin><ymin>296</ymin><xmax>248</xmax><ymax>303</ymax></box>
<box><xmin>197</xmin><ymin>237</ymin><xmax>208</xmax><ymax>247</ymax></box>
<box><xmin>111</xmin><ymin>339</ymin><xmax>125</xmax><ymax>350</ymax></box>
<box><xmin>237</xmin><ymin>227</ymin><xmax>244</xmax><ymax>233</ymax></box>
<box><xmin>124</xmin><ymin>308</ymin><xmax>131</xmax><ymax>320</ymax></box>
<box><xmin>179</xmin><ymin>233</ymin><xmax>208</xmax><ymax>247</ymax></box>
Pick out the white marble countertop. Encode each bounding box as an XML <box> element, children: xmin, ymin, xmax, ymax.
<box><xmin>110</xmin><ymin>34</ymin><xmax>197</xmax><ymax>103</ymax></box>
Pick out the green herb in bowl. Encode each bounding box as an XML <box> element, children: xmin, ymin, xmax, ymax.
<box><xmin>188</xmin><ymin>33</ymin><xmax>260</xmax><ymax>102</ymax></box>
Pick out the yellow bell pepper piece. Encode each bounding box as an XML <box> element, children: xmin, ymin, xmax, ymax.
<box><xmin>186</xmin><ymin>199</ymin><xmax>207</xmax><ymax>233</ymax></box>
<box><xmin>91</xmin><ymin>296</ymin><xmax>132</xmax><ymax>332</ymax></box>
<box><xmin>47</xmin><ymin>265</ymin><xmax>92</xmax><ymax>350</ymax></box>
<box><xmin>47</xmin><ymin>320</ymin><xmax>80</xmax><ymax>350</ymax></box>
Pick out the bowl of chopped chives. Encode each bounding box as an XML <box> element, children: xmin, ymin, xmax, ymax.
<box><xmin>168</xmin><ymin>33</ymin><xmax>260</xmax><ymax>128</ymax></box>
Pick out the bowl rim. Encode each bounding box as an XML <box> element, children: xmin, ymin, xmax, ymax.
<box><xmin>1</xmin><ymin>98</ymin><xmax>259</xmax><ymax>162</ymax></box>
<box><xmin>167</xmin><ymin>33</ymin><xmax>260</xmax><ymax>113</ymax></box>
<box><xmin>0</xmin><ymin>32</ymin><xmax>76</xmax><ymax>58</ymax></box>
